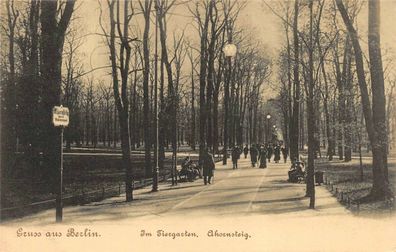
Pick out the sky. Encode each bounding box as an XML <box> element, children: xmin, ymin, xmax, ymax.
<box><xmin>75</xmin><ymin>0</ymin><xmax>282</xmax><ymax>81</ymax></box>
<box><xmin>71</xmin><ymin>0</ymin><xmax>396</xmax><ymax>85</ymax></box>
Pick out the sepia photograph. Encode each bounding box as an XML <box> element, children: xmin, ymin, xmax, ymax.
<box><xmin>0</xmin><ymin>0</ymin><xmax>395</xmax><ymax>251</ymax></box>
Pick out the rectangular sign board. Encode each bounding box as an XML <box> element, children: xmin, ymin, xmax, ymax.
<box><xmin>52</xmin><ymin>106</ymin><xmax>70</xmax><ymax>127</ymax></box>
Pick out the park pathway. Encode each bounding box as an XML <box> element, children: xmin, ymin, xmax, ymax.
<box><xmin>157</xmin><ymin>156</ymin><xmax>348</xmax><ymax>218</ymax></box>
<box><xmin>2</xmin><ymin>154</ymin><xmax>348</xmax><ymax>225</ymax></box>
<box><xmin>4</xmin><ymin>155</ymin><xmax>395</xmax><ymax>252</ymax></box>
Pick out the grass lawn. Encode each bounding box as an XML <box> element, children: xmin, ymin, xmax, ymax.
<box><xmin>1</xmin><ymin>152</ymin><xmax>212</xmax><ymax>220</ymax></box>
<box><xmin>315</xmin><ymin>158</ymin><xmax>395</xmax><ymax>216</ymax></box>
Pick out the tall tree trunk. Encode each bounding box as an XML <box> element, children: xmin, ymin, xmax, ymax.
<box><xmin>158</xmin><ymin>2</ymin><xmax>177</xmax><ymax>184</ymax></box>
<box><xmin>41</xmin><ymin>0</ymin><xmax>75</xmax><ymax>175</ymax></box>
<box><xmin>199</xmin><ymin>4</ymin><xmax>210</xmax><ymax>164</ymax></box>
<box><xmin>107</xmin><ymin>100</ymin><xmax>111</xmax><ymax>147</ymax></box>
<box><xmin>223</xmin><ymin>56</ymin><xmax>231</xmax><ymax>164</ymax></box>
<box><xmin>3</xmin><ymin>0</ymin><xmax>18</xmax><ymax>156</ymax></box>
<box><xmin>119</xmin><ymin>109</ymin><xmax>132</xmax><ymax>199</ymax></box>
<box><xmin>306</xmin><ymin>0</ymin><xmax>315</xmax><ymax>208</ymax></box>
<box><xmin>336</xmin><ymin>0</ymin><xmax>392</xmax><ymax>200</ymax></box>
<box><xmin>113</xmin><ymin>105</ymin><xmax>117</xmax><ymax>147</ymax></box>
<box><xmin>290</xmin><ymin>0</ymin><xmax>300</xmax><ymax>161</ymax></box>
<box><xmin>337</xmin><ymin>84</ymin><xmax>344</xmax><ymax>160</ymax></box>
<box><xmin>189</xmin><ymin>52</ymin><xmax>196</xmax><ymax>150</ymax></box>
<box><xmin>344</xmin><ymin>49</ymin><xmax>353</xmax><ymax>162</ymax></box>
<box><xmin>159</xmin><ymin>53</ymin><xmax>165</xmax><ymax>170</ymax></box>
<box><xmin>367</xmin><ymin>0</ymin><xmax>389</xmax><ymax>194</ymax></box>
<box><xmin>206</xmin><ymin>7</ymin><xmax>217</xmax><ymax>152</ymax></box>
<box><xmin>213</xmin><ymin>53</ymin><xmax>223</xmax><ymax>154</ymax></box>
<box><xmin>131</xmin><ymin>69</ymin><xmax>138</xmax><ymax>150</ymax></box>
<box><xmin>106</xmin><ymin>0</ymin><xmax>134</xmax><ymax>201</ymax></box>
<box><xmin>142</xmin><ymin>0</ymin><xmax>152</xmax><ymax>178</ymax></box>
<box><xmin>318</xmin><ymin>37</ymin><xmax>333</xmax><ymax>160</ymax></box>
<box><xmin>40</xmin><ymin>0</ymin><xmax>75</xmax><ymax>221</ymax></box>
<box><xmin>284</xmin><ymin>17</ymin><xmax>292</xmax><ymax>153</ymax></box>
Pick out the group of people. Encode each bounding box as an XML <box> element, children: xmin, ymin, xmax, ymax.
<box><xmin>179</xmin><ymin>149</ymin><xmax>215</xmax><ymax>185</ymax></box>
<box><xmin>180</xmin><ymin>156</ymin><xmax>201</xmax><ymax>182</ymax></box>
<box><xmin>229</xmin><ymin>143</ymin><xmax>289</xmax><ymax>169</ymax></box>
<box><xmin>243</xmin><ymin>143</ymin><xmax>288</xmax><ymax>168</ymax></box>
<box><xmin>182</xmin><ymin>143</ymin><xmax>290</xmax><ymax>186</ymax></box>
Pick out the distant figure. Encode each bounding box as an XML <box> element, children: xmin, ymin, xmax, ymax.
<box><xmin>231</xmin><ymin>146</ymin><xmax>241</xmax><ymax>169</ymax></box>
<box><xmin>243</xmin><ymin>145</ymin><xmax>249</xmax><ymax>159</ymax></box>
<box><xmin>259</xmin><ymin>146</ymin><xmax>267</xmax><ymax>168</ymax></box>
<box><xmin>202</xmin><ymin>149</ymin><xmax>215</xmax><ymax>185</ymax></box>
<box><xmin>281</xmin><ymin>146</ymin><xmax>288</xmax><ymax>163</ymax></box>
<box><xmin>274</xmin><ymin>145</ymin><xmax>281</xmax><ymax>163</ymax></box>
<box><xmin>250</xmin><ymin>145</ymin><xmax>259</xmax><ymax>167</ymax></box>
<box><xmin>267</xmin><ymin>144</ymin><xmax>273</xmax><ymax>163</ymax></box>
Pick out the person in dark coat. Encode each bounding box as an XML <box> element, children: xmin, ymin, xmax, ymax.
<box><xmin>267</xmin><ymin>144</ymin><xmax>273</xmax><ymax>163</ymax></box>
<box><xmin>202</xmin><ymin>150</ymin><xmax>215</xmax><ymax>185</ymax></box>
<box><xmin>274</xmin><ymin>145</ymin><xmax>281</xmax><ymax>163</ymax></box>
<box><xmin>259</xmin><ymin>146</ymin><xmax>267</xmax><ymax>168</ymax></box>
<box><xmin>281</xmin><ymin>146</ymin><xmax>288</xmax><ymax>163</ymax></box>
<box><xmin>250</xmin><ymin>145</ymin><xmax>259</xmax><ymax>167</ymax></box>
<box><xmin>243</xmin><ymin>145</ymin><xmax>249</xmax><ymax>159</ymax></box>
<box><xmin>231</xmin><ymin>146</ymin><xmax>240</xmax><ymax>169</ymax></box>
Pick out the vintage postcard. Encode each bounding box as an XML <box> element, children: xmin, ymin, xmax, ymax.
<box><xmin>1</xmin><ymin>0</ymin><xmax>395</xmax><ymax>251</ymax></box>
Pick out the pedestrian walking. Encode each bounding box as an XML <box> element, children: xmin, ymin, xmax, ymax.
<box><xmin>202</xmin><ymin>149</ymin><xmax>215</xmax><ymax>185</ymax></box>
<box><xmin>281</xmin><ymin>146</ymin><xmax>288</xmax><ymax>163</ymax></box>
<box><xmin>232</xmin><ymin>146</ymin><xmax>240</xmax><ymax>169</ymax></box>
<box><xmin>267</xmin><ymin>144</ymin><xmax>273</xmax><ymax>163</ymax></box>
<box><xmin>243</xmin><ymin>145</ymin><xmax>249</xmax><ymax>159</ymax></box>
<box><xmin>259</xmin><ymin>146</ymin><xmax>267</xmax><ymax>168</ymax></box>
<box><xmin>250</xmin><ymin>144</ymin><xmax>259</xmax><ymax>167</ymax></box>
<box><xmin>274</xmin><ymin>145</ymin><xmax>281</xmax><ymax>163</ymax></box>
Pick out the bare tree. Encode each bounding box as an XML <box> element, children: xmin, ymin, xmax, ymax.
<box><xmin>336</xmin><ymin>0</ymin><xmax>393</xmax><ymax>200</ymax></box>
<box><xmin>289</xmin><ymin>0</ymin><xmax>300</xmax><ymax>162</ymax></box>
<box><xmin>40</xmin><ymin>0</ymin><xmax>75</xmax><ymax>221</ymax></box>
<box><xmin>190</xmin><ymin>0</ymin><xmax>211</xmax><ymax>163</ymax></box>
<box><xmin>62</xmin><ymin>25</ymin><xmax>85</xmax><ymax>150</ymax></box>
<box><xmin>138</xmin><ymin>0</ymin><xmax>152</xmax><ymax>178</ymax></box>
<box><xmin>2</xmin><ymin>0</ymin><xmax>19</xmax><ymax>156</ymax></box>
<box><xmin>100</xmin><ymin>0</ymin><xmax>136</xmax><ymax>201</ymax></box>
<box><xmin>157</xmin><ymin>0</ymin><xmax>178</xmax><ymax>185</ymax></box>
<box><xmin>367</xmin><ymin>0</ymin><xmax>390</xmax><ymax>196</ymax></box>
<box><xmin>187</xmin><ymin>46</ymin><xmax>198</xmax><ymax>150</ymax></box>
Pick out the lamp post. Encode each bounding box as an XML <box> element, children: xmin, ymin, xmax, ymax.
<box><xmin>266</xmin><ymin>114</ymin><xmax>271</xmax><ymax>143</ymax></box>
<box><xmin>273</xmin><ymin>124</ymin><xmax>277</xmax><ymax>143</ymax></box>
<box><xmin>222</xmin><ymin>41</ymin><xmax>237</xmax><ymax>165</ymax></box>
<box><xmin>152</xmin><ymin>1</ymin><xmax>159</xmax><ymax>192</ymax></box>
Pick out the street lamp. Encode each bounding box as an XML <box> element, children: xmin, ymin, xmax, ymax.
<box><xmin>223</xmin><ymin>43</ymin><xmax>237</xmax><ymax>57</ymax></box>
<box><xmin>272</xmin><ymin>125</ymin><xmax>277</xmax><ymax>143</ymax></box>
<box><xmin>266</xmin><ymin>114</ymin><xmax>271</xmax><ymax>143</ymax></box>
<box><xmin>222</xmin><ymin>42</ymin><xmax>237</xmax><ymax>165</ymax></box>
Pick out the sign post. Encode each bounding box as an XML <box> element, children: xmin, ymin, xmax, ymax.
<box><xmin>52</xmin><ymin>105</ymin><xmax>69</xmax><ymax>222</ymax></box>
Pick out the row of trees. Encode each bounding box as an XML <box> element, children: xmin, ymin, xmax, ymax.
<box><xmin>270</xmin><ymin>0</ymin><xmax>395</xmax><ymax>207</ymax></box>
<box><xmin>1</xmin><ymin>0</ymin><xmax>76</xmax><ymax>219</ymax></box>
<box><xmin>99</xmin><ymin>0</ymin><xmax>274</xmax><ymax>200</ymax></box>
<box><xmin>2</xmin><ymin>0</ymin><xmax>394</xmax><ymax>206</ymax></box>
<box><xmin>1</xmin><ymin>0</ymin><xmax>75</xmax><ymax>184</ymax></box>
<box><xmin>1</xmin><ymin>0</ymin><xmax>274</xmax><ymax>202</ymax></box>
